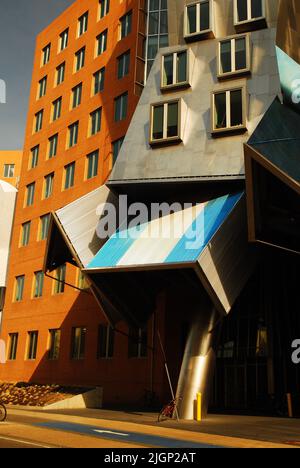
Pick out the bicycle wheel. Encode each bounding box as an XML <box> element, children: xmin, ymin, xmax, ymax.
<box><xmin>0</xmin><ymin>404</ymin><xmax>7</xmax><ymax>422</ymax></box>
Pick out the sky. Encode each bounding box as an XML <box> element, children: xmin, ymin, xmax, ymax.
<box><xmin>0</xmin><ymin>0</ymin><xmax>74</xmax><ymax>150</ymax></box>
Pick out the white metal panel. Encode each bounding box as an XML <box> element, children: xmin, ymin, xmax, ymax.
<box><xmin>0</xmin><ymin>180</ymin><xmax>17</xmax><ymax>287</ymax></box>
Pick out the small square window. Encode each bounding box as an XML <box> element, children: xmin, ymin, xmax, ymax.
<box><xmin>218</xmin><ymin>34</ymin><xmax>250</xmax><ymax>78</ymax></box>
<box><xmin>161</xmin><ymin>50</ymin><xmax>190</xmax><ymax>90</ymax></box>
<box><xmin>212</xmin><ymin>87</ymin><xmax>247</xmax><ymax>135</ymax></box>
<box><xmin>234</xmin><ymin>0</ymin><xmax>266</xmax><ymax>31</ymax></box>
<box><xmin>184</xmin><ymin>1</ymin><xmax>214</xmax><ymax>41</ymax></box>
<box><xmin>3</xmin><ymin>164</ymin><xmax>15</xmax><ymax>178</ymax></box>
<box><xmin>150</xmin><ymin>100</ymin><xmax>182</xmax><ymax>145</ymax></box>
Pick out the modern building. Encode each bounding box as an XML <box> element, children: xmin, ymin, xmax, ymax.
<box><xmin>0</xmin><ymin>151</ymin><xmax>22</xmax><ymax>188</ymax></box>
<box><xmin>0</xmin><ymin>0</ymin><xmax>152</xmax><ymax>397</ymax></box>
<box><xmin>1</xmin><ymin>0</ymin><xmax>300</xmax><ymax>418</ymax></box>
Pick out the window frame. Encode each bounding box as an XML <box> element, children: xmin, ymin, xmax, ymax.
<box><xmin>59</xmin><ymin>28</ymin><xmax>69</xmax><ymax>52</ymax></box>
<box><xmin>56</xmin><ymin>62</ymin><xmax>66</xmax><ymax>86</ymax></box>
<box><xmin>26</xmin><ymin>331</ymin><xmax>38</xmax><ymax>360</ymax></box>
<box><xmin>64</xmin><ymin>162</ymin><xmax>76</xmax><ymax>190</ymax></box>
<box><xmin>71</xmin><ymin>83</ymin><xmax>83</xmax><ymax>109</ymax></box>
<box><xmin>78</xmin><ymin>11</ymin><xmax>89</xmax><ymax>37</ymax></box>
<box><xmin>75</xmin><ymin>47</ymin><xmax>85</xmax><ymax>72</ymax></box>
<box><xmin>114</xmin><ymin>92</ymin><xmax>128</xmax><ymax>122</ymax></box>
<box><xmin>48</xmin><ymin>329</ymin><xmax>61</xmax><ymax>360</ymax></box>
<box><xmin>25</xmin><ymin>182</ymin><xmax>35</xmax><ymax>207</ymax></box>
<box><xmin>99</xmin><ymin>0</ymin><xmax>110</xmax><ymax>19</ymax></box>
<box><xmin>8</xmin><ymin>333</ymin><xmax>18</xmax><ymax>361</ymax></box>
<box><xmin>211</xmin><ymin>85</ymin><xmax>247</xmax><ymax>135</ymax></box>
<box><xmin>119</xmin><ymin>10</ymin><xmax>132</xmax><ymax>40</ymax></box>
<box><xmin>38</xmin><ymin>213</ymin><xmax>51</xmax><ymax>241</ymax></box>
<box><xmin>234</xmin><ymin>0</ymin><xmax>266</xmax><ymax>29</ymax></box>
<box><xmin>53</xmin><ymin>264</ymin><xmax>66</xmax><ymax>295</ymax></box>
<box><xmin>150</xmin><ymin>99</ymin><xmax>182</xmax><ymax>146</ymax></box>
<box><xmin>52</xmin><ymin>97</ymin><xmax>62</xmax><ymax>121</ymax></box>
<box><xmin>42</xmin><ymin>44</ymin><xmax>51</xmax><ymax>66</ymax></box>
<box><xmin>20</xmin><ymin>221</ymin><xmax>31</xmax><ymax>247</ymax></box>
<box><xmin>14</xmin><ymin>275</ymin><xmax>25</xmax><ymax>302</ymax></box>
<box><xmin>184</xmin><ymin>0</ymin><xmax>214</xmax><ymax>42</ymax></box>
<box><xmin>161</xmin><ymin>49</ymin><xmax>190</xmax><ymax>91</ymax></box>
<box><xmin>89</xmin><ymin>107</ymin><xmax>102</xmax><ymax>136</ymax></box>
<box><xmin>86</xmin><ymin>150</ymin><xmax>99</xmax><ymax>180</ymax></box>
<box><xmin>217</xmin><ymin>33</ymin><xmax>251</xmax><ymax>79</ymax></box>
<box><xmin>43</xmin><ymin>172</ymin><xmax>54</xmax><ymax>199</ymax></box>
<box><xmin>38</xmin><ymin>76</ymin><xmax>47</xmax><ymax>99</ymax></box>
<box><xmin>97</xmin><ymin>325</ymin><xmax>114</xmax><ymax>359</ymax></box>
<box><xmin>71</xmin><ymin>327</ymin><xmax>86</xmax><ymax>360</ymax></box>
<box><xmin>32</xmin><ymin>271</ymin><xmax>44</xmax><ymax>299</ymax></box>
<box><xmin>93</xmin><ymin>67</ymin><xmax>105</xmax><ymax>94</ymax></box>
<box><xmin>96</xmin><ymin>30</ymin><xmax>108</xmax><ymax>57</ymax></box>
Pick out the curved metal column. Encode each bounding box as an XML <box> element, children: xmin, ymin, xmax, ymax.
<box><xmin>176</xmin><ymin>307</ymin><xmax>221</xmax><ymax>420</ymax></box>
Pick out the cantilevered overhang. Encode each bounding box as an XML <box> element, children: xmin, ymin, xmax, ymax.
<box><xmin>245</xmin><ymin>98</ymin><xmax>300</xmax><ymax>254</ymax></box>
<box><xmin>84</xmin><ymin>193</ymin><xmax>256</xmax><ymax>325</ymax></box>
<box><xmin>44</xmin><ymin>185</ymin><xmax>123</xmax><ymax>325</ymax></box>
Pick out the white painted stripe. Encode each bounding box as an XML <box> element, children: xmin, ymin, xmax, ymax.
<box><xmin>0</xmin><ymin>435</ymin><xmax>52</xmax><ymax>448</ymax></box>
<box><xmin>117</xmin><ymin>203</ymin><xmax>206</xmax><ymax>267</ymax></box>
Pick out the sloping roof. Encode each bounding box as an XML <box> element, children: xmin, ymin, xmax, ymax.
<box><xmin>247</xmin><ymin>97</ymin><xmax>300</xmax><ymax>188</ymax></box>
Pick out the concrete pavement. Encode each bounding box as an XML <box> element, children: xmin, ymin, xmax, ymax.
<box><xmin>0</xmin><ymin>406</ymin><xmax>299</xmax><ymax>448</ymax></box>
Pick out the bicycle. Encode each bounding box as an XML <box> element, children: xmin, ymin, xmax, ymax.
<box><xmin>157</xmin><ymin>396</ymin><xmax>182</xmax><ymax>422</ymax></box>
<box><xmin>0</xmin><ymin>402</ymin><xmax>7</xmax><ymax>422</ymax></box>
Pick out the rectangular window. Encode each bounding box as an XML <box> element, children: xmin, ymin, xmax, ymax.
<box><xmin>218</xmin><ymin>34</ymin><xmax>250</xmax><ymax>77</ymax></box>
<box><xmin>53</xmin><ymin>264</ymin><xmax>66</xmax><ymax>294</ymax></box>
<box><xmin>112</xmin><ymin>137</ymin><xmax>124</xmax><ymax>164</ymax></box>
<box><xmin>48</xmin><ymin>134</ymin><xmax>58</xmax><ymax>159</ymax></box>
<box><xmin>56</xmin><ymin>62</ymin><xmax>65</xmax><ymax>85</ymax></box>
<box><xmin>8</xmin><ymin>333</ymin><xmax>18</xmax><ymax>361</ymax></box>
<box><xmin>71</xmin><ymin>327</ymin><xmax>86</xmax><ymax>360</ymax></box>
<box><xmin>128</xmin><ymin>327</ymin><xmax>147</xmax><ymax>358</ymax></box>
<box><xmin>99</xmin><ymin>0</ymin><xmax>110</xmax><ymax>19</ymax></box>
<box><xmin>120</xmin><ymin>11</ymin><xmax>132</xmax><ymax>39</ymax></box>
<box><xmin>48</xmin><ymin>329</ymin><xmax>61</xmax><ymax>360</ymax></box>
<box><xmin>150</xmin><ymin>100</ymin><xmax>181</xmax><ymax>144</ymax></box>
<box><xmin>25</xmin><ymin>182</ymin><xmax>35</xmax><ymax>207</ymax></box>
<box><xmin>86</xmin><ymin>150</ymin><xmax>99</xmax><ymax>179</ymax></box>
<box><xmin>68</xmin><ymin>121</ymin><xmax>79</xmax><ymax>148</ymax></box>
<box><xmin>161</xmin><ymin>50</ymin><xmax>189</xmax><ymax>89</ymax></box>
<box><xmin>3</xmin><ymin>164</ymin><xmax>15</xmax><ymax>178</ymax></box>
<box><xmin>114</xmin><ymin>92</ymin><xmax>128</xmax><ymax>122</ymax></box>
<box><xmin>59</xmin><ymin>28</ymin><xmax>69</xmax><ymax>52</ymax></box>
<box><xmin>72</xmin><ymin>83</ymin><xmax>82</xmax><ymax>109</ymax></box>
<box><xmin>38</xmin><ymin>76</ymin><xmax>47</xmax><ymax>98</ymax></box>
<box><xmin>30</xmin><ymin>146</ymin><xmax>39</xmax><ymax>169</ymax></box>
<box><xmin>75</xmin><ymin>47</ymin><xmax>85</xmax><ymax>72</ymax></box>
<box><xmin>97</xmin><ymin>325</ymin><xmax>114</xmax><ymax>359</ymax></box>
<box><xmin>43</xmin><ymin>173</ymin><xmax>54</xmax><ymax>199</ymax></box>
<box><xmin>235</xmin><ymin>0</ymin><xmax>264</xmax><ymax>24</ymax></box>
<box><xmin>21</xmin><ymin>221</ymin><xmax>31</xmax><ymax>247</ymax></box>
<box><xmin>78</xmin><ymin>12</ymin><xmax>89</xmax><ymax>37</ymax></box>
<box><xmin>117</xmin><ymin>51</ymin><xmax>130</xmax><ymax>79</ymax></box>
<box><xmin>27</xmin><ymin>331</ymin><xmax>38</xmax><ymax>360</ymax></box>
<box><xmin>184</xmin><ymin>1</ymin><xmax>212</xmax><ymax>39</ymax></box>
<box><xmin>90</xmin><ymin>108</ymin><xmax>102</xmax><ymax>135</ymax></box>
<box><xmin>34</xmin><ymin>110</ymin><xmax>43</xmax><ymax>132</ymax></box>
<box><xmin>39</xmin><ymin>214</ymin><xmax>51</xmax><ymax>241</ymax></box>
<box><xmin>52</xmin><ymin>97</ymin><xmax>62</xmax><ymax>121</ymax></box>
<box><xmin>96</xmin><ymin>30</ymin><xmax>108</xmax><ymax>56</ymax></box>
<box><xmin>42</xmin><ymin>44</ymin><xmax>51</xmax><ymax>66</ymax></box>
<box><xmin>212</xmin><ymin>87</ymin><xmax>246</xmax><ymax>133</ymax></box>
<box><xmin>15</xmin><ymin>276</ymin><xmax>25</xmax><ymax>302</ymax></box>
<box><xmin>93</xmin><ymin>68</ymin><xmax>105</xmax><ymax>94</ymax></box>
<box><xmin>33</xmin><ymin>271</ymin><xmax>44</xmax><ymax>298</ymax></box>
<box><xmin>77</xmin><ymin>271</ymin><xmax>89</xmax><ymax>290</ymax></box>
<box><xmin>64</xmin><ymin>162</ymin><xmax>75</xmax><ymax>190</ymax></box>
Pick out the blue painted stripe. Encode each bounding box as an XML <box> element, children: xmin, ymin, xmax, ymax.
<box><xmin>87</xmin><ymin>222</ymin><xmax>149</xmax><ymax>269</ymax></box>
<box><xmin>35</xmin><ymin>421</ymin><xmax>223</xmax><ymax>448</ymax></box>
<box><xmin>165</xmin><ymin>193</ymin><xmax>243</xmax><ymax>264</ymax></box>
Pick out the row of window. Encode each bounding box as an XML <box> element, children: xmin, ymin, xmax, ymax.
<box><xmin>41</xmin><ymin>2</ymin><xmax>131</xmax><ymax>67</ymax></box>
<box><xmin>38</xmin><ymin>48</ymin><xmax>130</xmax><ymax>102</ymax></box>
<box><xmin>7</xmin><ymin>325</ymin><xmax>147</xmax><ymax>362</ymax></box>
<box><xmin>13</xmin><ymin>266</ymin><xmax>88</xmax><ymax>302</ymax></box>
<box><xmin>149</xmin><ymin>26</ymin><xmax>252</xmax><ymax>145</ymax></box>
<box><xmin>184</xmin><ymin>0</ymin><xmax>266</xmax><ymax>41</ymax></box>
<box><xmin>20</xmin><ymin>213</ymin><xmax>51</xmax><ymax>246</ymax></box>
<box><xmin>24</xmin><ymin>138</ymin><xmax>124</xmax><ymax>207</ymax></box>
<box><xmin>34</xmin><ymin>91</ymin><xmax>128</xmax><ymax>134</ymax></box>
<box><xmin>2</xmin><ymin>164</ymin><xmax>15</xmax><ymax>179</ymax></box>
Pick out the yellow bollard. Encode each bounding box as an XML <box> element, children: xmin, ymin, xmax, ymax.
<box><xmin>196</xmin><ymin>392</ymin><xmax>202</xmax><ymax>422</ymax></box>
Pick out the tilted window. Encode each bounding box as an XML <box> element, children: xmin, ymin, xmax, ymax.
<box><xmin>150</xmin><ymin>100</ymin><xmax>182</xmax><ymax>145</ymax></box>
<box><xmin>218</xmin><ymin>34</ymin><xmax>250</xmax><ymax>78</ymax></box>
<box><xmin>212</xmin><ymin>87</ymin><xmax>247</xmax><ymax>134</ymax></box>
<box><xmin>161</xmin><ymin>50</ymin><xmax>189</xmax><ymax>90</ymax></box>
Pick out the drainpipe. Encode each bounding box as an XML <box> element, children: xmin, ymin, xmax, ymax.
<box><xmin>176</xmin><ymin>306</ymin><xmax>221</xmax><ymax>420</ymax></box>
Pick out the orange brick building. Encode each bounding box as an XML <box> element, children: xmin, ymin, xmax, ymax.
<box><xmin>0</xmin><ymin>0</ymin><xmax>168</xmax><ymax>405</ymax></box>
<box><xmin>0</xmin><ymin>151</ymin><xmax>22</xmax><ymax>188</ymax></box>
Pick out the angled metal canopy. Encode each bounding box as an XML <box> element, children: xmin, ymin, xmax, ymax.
<box><xmin>84</xmin><ymin>193</ymin><xmax>256</xmax><ymax>324</ymax></box>
<box><xmin>245</xmin><ymin>98</ymin><xmax>300</xmax><ymax>254</ymax></box>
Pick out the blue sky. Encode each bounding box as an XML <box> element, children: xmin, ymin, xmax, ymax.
<box><xmin>0</xmin><ymin>0</ymin><xmax>74</xmax><ymax>150</ymax></box>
